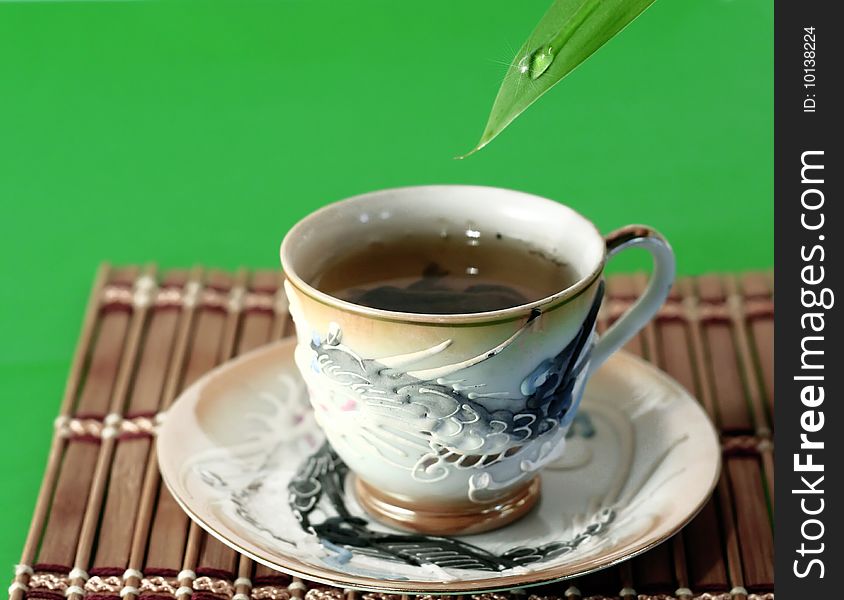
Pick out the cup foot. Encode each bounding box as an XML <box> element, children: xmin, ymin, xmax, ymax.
<box><xmin>353</xmin><ymin>476</ymin><xmax>540</xmax><ymax>536</ymax></box>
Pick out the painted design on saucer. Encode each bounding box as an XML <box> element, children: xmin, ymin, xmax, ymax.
<box><xmin>183</xmin><ymin>386</ymin><xmax>686</xmax><ymax>575</ymax></box>
<box><xmin>287</xmin><ymin>439</ymin><xmax>616</xmax><ymax>572</ymax></box>
<box><xmin>158</xmin><ymin>338</ymin><xmax>720</xmax><ymax>592</ymax></box>
<box><xmin>302</xmin><ymin>284</ymin><xmax>603</xmax><ymax>502</ymax></box>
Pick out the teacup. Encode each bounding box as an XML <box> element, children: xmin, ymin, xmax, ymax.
<box><xmin>280</xmin><ymin>185</ymin><xmax>675</xmax><ymax>535</ymax></box>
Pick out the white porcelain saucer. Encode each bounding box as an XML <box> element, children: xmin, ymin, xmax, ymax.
<box><xmin>157</xmin><ymin>338</ymin><xmax>720</xmax><ymax>594</ymax></box>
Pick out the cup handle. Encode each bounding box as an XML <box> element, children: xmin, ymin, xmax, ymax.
<box><xmin>589</xmin><ymin>225</ymin><xmax>676</xmax><ymax>373</ymax></box>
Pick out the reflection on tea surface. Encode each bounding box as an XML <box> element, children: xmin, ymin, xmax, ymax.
<box><xmin>312</xmin><ymin>232</ymin><xmax>577</xmax><ymax>314</ymax></box>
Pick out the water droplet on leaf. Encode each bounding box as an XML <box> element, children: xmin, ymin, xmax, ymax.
<box><xmin>519</xmin><ymin>44</ymin><xmax>555</xmax><ymax>80</ymax></box>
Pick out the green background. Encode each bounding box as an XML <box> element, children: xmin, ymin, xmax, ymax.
<box><xmin>0</xmin><ymin>0</ymin><xmax>771</xmax><ymax>569</ymax></box>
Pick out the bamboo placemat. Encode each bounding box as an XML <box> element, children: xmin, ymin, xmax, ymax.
<box><xmin>8</xmin><ymin>266</ymin><xmax>774</xmax><ymax>600</ymax></box>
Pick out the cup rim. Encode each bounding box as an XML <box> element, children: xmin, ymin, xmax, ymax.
<box><xmin>280</xmin><ymin>184</ymin><xmax>606</xmax><ymax>325</ymax></box>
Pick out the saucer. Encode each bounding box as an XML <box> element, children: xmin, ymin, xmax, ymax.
<box><xmin>157</xmin><ymin>338</ymin><xmax>720</xmax><ymax>594</ymax></box>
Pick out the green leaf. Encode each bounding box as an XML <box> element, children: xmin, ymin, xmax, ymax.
<box><xmin>460</xmin><ymin>0</ymin><xmax>658</xmax><ymax>157</ymax></box>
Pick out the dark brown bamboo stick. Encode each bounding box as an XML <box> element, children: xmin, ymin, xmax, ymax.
<box><xmin>30</xmin><ymin>268</ymin><xmax>138</xmax><ymax>579</ymax></box>
<box><xmin>679</xmin><ymin>498</ymin><xmax>728</xmax><ymax>592</ymax></box>
<box><xmin>670</xmin><ymin>531</ymin><xmax>691</xmax><ymax>600</ymax></box>
<box><xmin>676</xmin><ymin>278</ymin><xmax>730</xmax><ymax>592</ymax></box>
<box><xmin>92</xmin><ymin>270</ymin><xmax>190</xmax><ymax>571</ymax></box>
<box><xmin>725</xmin><ymin>276</ymin><xmax>774</xmax><ymax>591</ymax></box>
<box><xmin>67</xmin><ymin>266</ymin><xmax>158</xmax><ymax>600</ymax></box>
<box><xmin>655</xmin><ymin>280</ymin><xmax>698</xmax><ymax>396</ymax></box>
<box><xmin>144</xmin><ymin>271</ymin><xmax>238</xmax><ymax>574</ymax></box>
<box><xmin>726</xmin><ymin>457</ymin><xmax>775</xmax><ymax>592</ymax></box>
<box><xmin>710</xmin><ymin>276</ymin><xmax>774</xmax><ymax>591</ymax></box>
<box><xmin>696</xmin><ymin>276</ymin><xmax>754</xmax><ymax>434</ymax></box>
<box><xmin>688</xmin><ymin>277</ymin><xmax>748</xmax><ymax>595</ymax></box>
<box><xmin>239</xmin><ymin>270</ymin><xmax>281</xmax><ymax>351</ymax></box>
<box><xmin>692</xmin><ymin>275</ymin><xmax>773</xmax><ymax>592</ymax></box>
<box><xmin>725</xmin><ymin>275</ymin><xmax>773</xmax><ymax>438</ymax></box>
<box><xmin>571</xmin><ymin>569</ymin><xmax>619</xmax><ymax>598</ymax></box>
<box><xmin>123</xmin><ymin>267</ymin><xmax>204</xmax><ymax>600</ymax></box>
<box><xmin>216</xmin><ymin>268</ymin><xmax>248</xmax><ymax>362</ymax></box>
<box><xmin>617</xmin><ymin>562</ymin><xmax>636</xmax><ymax>600</ymax></box>
<box><xmin>9</xmin><ymin>264</ymin><xmax>111</xmax><ymax>600</ymax></box>
<box><xmin>715</xmin><ymin>473</ymin><xmax>748</xmax><ymax>600</ymax></box>
<box><xmin>740</xmin><ymin>273</ymin><xmax>775</xmax><ymax>421</ymax></box>
<box><xmin>743</xmin><ymin>274</ymin><xmax>776</xmax><ymax>517</ymax></box>
<box><xmin>679</xmin><ymin>280</ymin><xmax>718</xmax><ymax>422</ymax></box>
<box><xmin>727</xmin><ymin>275</ymin><xmax>775</xmax><ymax>516</ymax></box>
<box><xmin>87</xmin><ymin>271</ymin><xmax>191</xmax><ymax>600</ymax></box>
<box><xmin>252</xmin><ymin>564</ymin><xmax>292</xmax><ymax>595</ymax></box>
